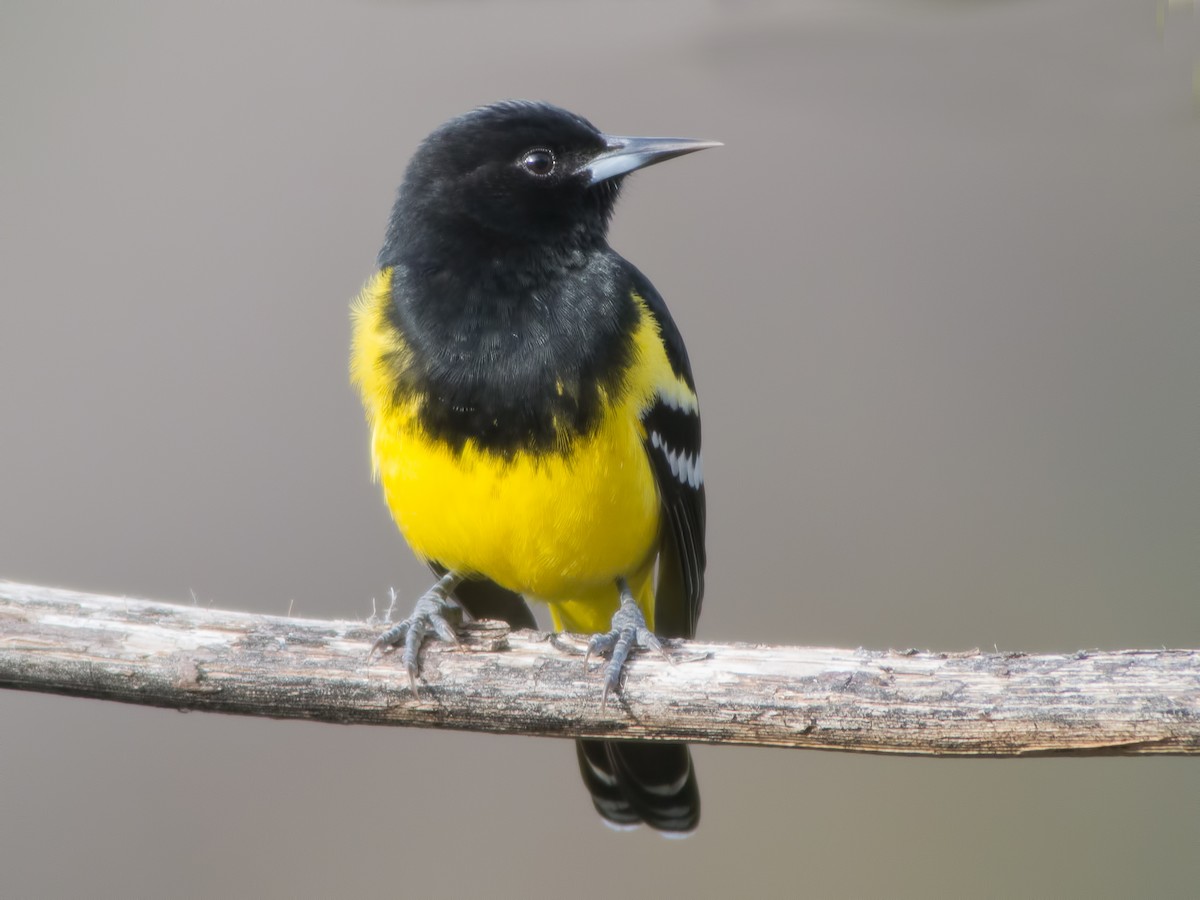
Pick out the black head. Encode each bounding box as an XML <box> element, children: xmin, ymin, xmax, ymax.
<box><xmin>379</xmin><ymin>100</ymin><xmax>719</xmax><ymax>267</ymax></box>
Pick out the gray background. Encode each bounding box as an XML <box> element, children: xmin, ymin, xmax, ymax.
<box><xmin>2</xmin><ymin>1</ymin><xmax>1198</xmax><ymax>897</ymax></box>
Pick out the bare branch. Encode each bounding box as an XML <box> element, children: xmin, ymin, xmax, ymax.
<box><xmin>2</xmin><ymin>579</ymin><xmax>1197</xmax><ymax>755</ymax></box>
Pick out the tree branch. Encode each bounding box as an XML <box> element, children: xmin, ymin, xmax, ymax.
<box><xmin>2</xmin><ymin>579</ymin><xmax>1197</xmax><ymax>755</ymax></box>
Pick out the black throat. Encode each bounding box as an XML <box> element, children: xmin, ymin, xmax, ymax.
<box><xmin>384</xmin><ymin>236</ymin><xmax>639</xmax><ymax>456</ymax></box>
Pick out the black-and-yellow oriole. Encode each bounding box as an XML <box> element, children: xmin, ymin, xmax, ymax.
<box><xmin>351</xmin><ymin>101</ymin><xmax>716</xmax><ymax>832</ymax></box>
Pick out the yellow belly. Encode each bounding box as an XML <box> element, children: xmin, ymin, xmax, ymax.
<box><xmin>373</xmin><ymin>409</ymin><xmax>660</xmax><ymax>605</ymax></box>
<box><xmin>351</xmin><ymin>267</ymin><xmax>692</xmax><ymax>633</ymax></box>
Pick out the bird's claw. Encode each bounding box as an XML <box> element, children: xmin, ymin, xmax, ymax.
<box><xmin>368</xmin><ymin>585</ymin><xmax>462</xmax><ymax>695</ymax></box>
<box><xmin>585</xmin><ymin>595</ymin><xmax>667</xmax><ymax>708</ymax></box>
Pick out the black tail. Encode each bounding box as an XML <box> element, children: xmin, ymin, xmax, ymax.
<box><xmin>576</xmin><ymin>740</ymin><xmax>700</xmax><ymax>833</ymax></box>
<box><xmin>444</xmin><ymin>575</ymin><xmax>701</xmax><ymax>833</ymax></box>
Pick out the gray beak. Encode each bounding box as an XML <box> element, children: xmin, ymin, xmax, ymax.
<box><xmin>581</xmin><ymin>134</ymin><xmax>722</xmax><ymax>186</ymax></box>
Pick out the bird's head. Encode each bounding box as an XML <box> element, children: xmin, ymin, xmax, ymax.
<box><xmin>380</xmin><ymin>100</ymin><xmax>719</xmax><ymax>266</ymax></box>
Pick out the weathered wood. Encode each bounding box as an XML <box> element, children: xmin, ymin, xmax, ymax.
<box><xmin>1</xmin><ymin>579</ymin><xmax>1197</xmax><ymax>755</ymax></box>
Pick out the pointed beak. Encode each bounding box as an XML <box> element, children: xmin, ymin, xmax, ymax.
<box><xmin>581</xmin><ymin>134</ymin><xmax>722</xmax><ymax>186</ymax></box>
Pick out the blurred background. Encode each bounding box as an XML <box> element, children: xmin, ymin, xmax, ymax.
<box><xmin>2</xmin><ymin>1</ymin><xmax>1198</xmax><ymax>896</ymax></box>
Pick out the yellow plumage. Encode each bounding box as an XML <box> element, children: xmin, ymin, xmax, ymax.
<box><xmin>351</xmin><ymin>268</ymin><xmax>695</xmax><ymax>633</ymax></box>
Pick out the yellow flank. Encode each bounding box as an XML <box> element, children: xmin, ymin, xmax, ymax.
<box><xmin>350</xmin><ymin>268</ymin><xmax>694</xmax><ymax>633</ymax></box>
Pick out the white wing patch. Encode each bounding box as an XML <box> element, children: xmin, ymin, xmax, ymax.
<box><xmin>656</xmin><ymin>379</ymin><xmax>700</xmax><ymax>415</ymax></box>
<box><xmin>649</xmin><ymin>430</ymin><xmax>703</xmax><ymax>489</ymax></box>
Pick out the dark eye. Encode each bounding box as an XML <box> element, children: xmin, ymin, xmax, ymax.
<box><xmin>520</xmin><ymin>148</ymin><xmax>555</xmax><ymax>177</ymax></box>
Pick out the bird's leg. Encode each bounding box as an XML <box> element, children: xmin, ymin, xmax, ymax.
<box><xmin>368</xmin><ymin>571</ymin><xmax>463</xmax><ymax>693</ymax></box>
<box><xmin>585</xmin><ymin>577</ymin><xmax>667</xmax><ymax>706</ymax></box>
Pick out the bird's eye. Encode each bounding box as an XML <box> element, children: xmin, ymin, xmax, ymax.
<box><xmin>520</xmin><ymin>148</ymin><xmax>555</xmax><ymax>177</ymax></box>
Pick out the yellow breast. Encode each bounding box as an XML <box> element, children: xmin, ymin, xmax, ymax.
<box><xmin>350</xmin><ymin>269</ymin><xmax>682</xmax><ymax>608</ymax></box>
<box><xmin>370</xmin><ymin>398</ymin><xmax>659</xmax><ymax>599</ymax></box>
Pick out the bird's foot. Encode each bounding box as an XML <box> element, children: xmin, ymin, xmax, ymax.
<box><xmin>585</xmin><ymin>580</ymin><xmax>669</xmax><ymax>707</ymax></box>
<box><xmin>368</xmin><ymin>572</ymin><xmax>463</xmax><ymax>694</ymax></box>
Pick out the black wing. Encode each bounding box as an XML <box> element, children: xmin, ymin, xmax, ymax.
<box><xmin>628</xmin><ymin>265</ymin><xmax>706</xmax><ymax>640</ymax></box>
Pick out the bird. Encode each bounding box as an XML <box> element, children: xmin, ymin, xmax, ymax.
<box><xmin>350</xmin><ymin>100</ymin><xmax>716</xmax><ymax>832</ymax></box>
